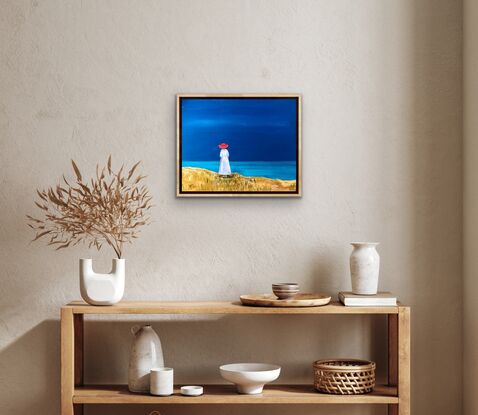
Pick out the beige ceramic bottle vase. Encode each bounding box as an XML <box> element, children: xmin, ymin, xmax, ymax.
<box><xmin>350</xmin><ymin>242</ymin><xmax>380</xmax><ymax>295</ymax></box>
<box><xmin>128</xmin><ymin>325</ymin><xmax>164</xmax><ymax>393</ymax></box>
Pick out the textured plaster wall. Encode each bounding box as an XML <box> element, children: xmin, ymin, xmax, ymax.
<box><xmin>0</xmin><ymin>1</ymin><xmax>462</xmax><ymax>415</ymax></box>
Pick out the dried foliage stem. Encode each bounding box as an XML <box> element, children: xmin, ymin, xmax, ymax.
<box><xmin>27</xmin><ymin>156</ymin><xmax>152</xmax><ymax>258</ymax></box>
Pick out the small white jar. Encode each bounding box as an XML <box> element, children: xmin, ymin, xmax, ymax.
<box><xmin>150</xmin><ymin>368</ymin><xmax>174</xmax><ymax>396</ymax></box>
<box><xmin>350</xmin><ymin>242</ymin><xmax>380</xmax><ymax>295</ymax></box>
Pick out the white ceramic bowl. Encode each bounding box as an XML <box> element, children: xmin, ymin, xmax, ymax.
<box><xmin>219</xmin><ymin>363</ymin><xmax>281</xmax><ymax>394</ymax></box>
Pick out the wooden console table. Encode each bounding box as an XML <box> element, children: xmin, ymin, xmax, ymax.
<box><xmin>60</xmin><ymin>301</ymin><xmax>410</xmax><ymax>414</ymax></box>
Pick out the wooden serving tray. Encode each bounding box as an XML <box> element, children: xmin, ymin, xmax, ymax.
<box><xmin>240</xmin><ymin>293</ymin><xmax>331</xmax><ymax>307</ymax></box>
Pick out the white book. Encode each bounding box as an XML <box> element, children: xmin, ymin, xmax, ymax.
<box><xmin>339</xmin><ymin>291</ymin><xmax>397</xmax><ymax>307</ymax></box>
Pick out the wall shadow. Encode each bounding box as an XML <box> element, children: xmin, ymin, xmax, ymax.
<box><xmin>0</xmin><ymin>320</ymin><xmax>60</xmax><ymax>414</ymax></box>
<box><xmin>410</xmin><ymin>1</ymin><xmax>463</xmax><ymax>414</ymax></box>
<box><xmin>0</xmin><ymin>316</ymin><xmax>387</xmax><ymax>415</ymax></box>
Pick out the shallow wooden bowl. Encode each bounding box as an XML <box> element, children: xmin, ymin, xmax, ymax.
<box><xmin>240</xmin><ymin>293</ymin><xmax>331</xmax><ymax>307</ymax></box>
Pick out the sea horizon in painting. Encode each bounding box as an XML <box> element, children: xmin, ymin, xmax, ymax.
<box><xmin>181</xmin><ymin>160</ymin><xmax>297</xmax><ymax>181</ymax></box>
<box><xmin>178</xmin><ymin>96</ymin><xmax>300</xmax><ymax>195</ymax></box>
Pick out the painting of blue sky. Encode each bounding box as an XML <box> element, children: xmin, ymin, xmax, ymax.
<box><xmin>179</xmin><ymin>96</ymin><xmax>300</xmax><ymax>195</ymax></box>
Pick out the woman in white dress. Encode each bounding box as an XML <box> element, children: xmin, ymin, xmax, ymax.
<box><xmin>218</xmin><ymin>143</ymin><xmax>231</xmax><ymax>175</ymax></box>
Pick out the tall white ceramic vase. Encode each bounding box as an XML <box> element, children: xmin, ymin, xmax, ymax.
<box><xmin>350</xmin><ymin>243</ymin><xmax>380</xmax><ymax>295</ymax></box>
<box><xmin>79</xmin><ymin>258</ymin><xmax>125</xmax><ymax>306</ymax></box>
<box><xmin>128</xmin><ymin>325</ymin><xmax>164</xmax><ymax>393</ymax></box>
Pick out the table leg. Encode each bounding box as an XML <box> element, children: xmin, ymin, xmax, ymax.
<box><xmin>74</xmin><ymin>314</ymin><xmax>84</xmax><ymax>415</ymax></box>
<box><xmin>398</xmin><ymin>307</ymin><xmax>411</xmax><ymax>415</ymax></box>
<box><xmin>61</xmin><ymin>308</ymin><xmax>75</xmax><ymax>415</ymax></box>
<box><xmin>388</xmin><ymin>314</ymin><xmax>398</xmax><ymax>415</ymax></box>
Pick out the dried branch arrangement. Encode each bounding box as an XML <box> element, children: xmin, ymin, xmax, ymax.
<box><xmin>27</xmin><ymin>156</ymin><xmax>152</xmax><ymax>258</ymax></box>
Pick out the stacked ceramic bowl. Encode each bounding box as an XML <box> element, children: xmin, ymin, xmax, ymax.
<box><xmin>272</xmin><ymin>283</ymin><xmax>300</xmax><ymax>299</ymax></box>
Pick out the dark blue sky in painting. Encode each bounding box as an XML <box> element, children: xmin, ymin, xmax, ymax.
<box><xmin>181</xmin><ymin>98</ymin><xmax>298</xmax><ymax>162</ymax></box>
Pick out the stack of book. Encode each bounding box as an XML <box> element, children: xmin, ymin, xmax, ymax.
<box><xmin>338</xmin><ymin>291</ymin><xmax>397</xmax><ymax>307</ymax></box>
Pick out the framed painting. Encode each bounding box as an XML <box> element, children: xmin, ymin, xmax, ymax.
<box><xmin>176</xmin><ymin>94</ymin><xmax>301</xmax><ymax>197</ymax></box>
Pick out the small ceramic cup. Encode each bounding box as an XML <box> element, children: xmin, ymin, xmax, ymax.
<box><xmin>150</xmin><ymin>367</ymin><xmax>174</xmax><ymax>396</ymax></box>
<box><xmin>272</xmin><ymin>283</ymin><xmax>300</xmax><ymax>299</ymax></box>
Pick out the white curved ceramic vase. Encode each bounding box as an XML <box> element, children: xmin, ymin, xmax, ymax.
<box><xmin>350</xmin><ymin>243</ymin><xmax>380</xmax><ymax>295</ymax></box>
<box><xmin>128</xmin><ymin>325</ymin><xmax>164</xmax><ymax>393</ymax></box>
<box><xmin>79</xmin><ymin>258</ymin><xmax>125</xmax><ymax>306</ymax></box>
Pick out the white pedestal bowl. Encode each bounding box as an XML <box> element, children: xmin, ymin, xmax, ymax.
<box><xmin>219</xmin><ymin>363</ymin><xmax>281</xmax><ymax>394</ymax></box>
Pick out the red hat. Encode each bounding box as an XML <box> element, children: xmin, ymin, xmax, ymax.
<box><xmin>218</xmin><ymin>143</ymin><xmax>229</xmax><ymax>149</ymax></box>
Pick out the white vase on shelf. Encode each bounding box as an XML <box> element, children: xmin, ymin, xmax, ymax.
<box><xmin>350</xmin><ymin>242</ymin><xmax>380</xmax><ymax>295</ymax></box>
<box><xmin>128</xmin><ymin>325</ymin><xmax>164</xmax><ymax>393</ymax></box>
<box><xmin>79</xmin><ymin>258</ymin><xmax>125</xmax><ymax>306</ymax></box>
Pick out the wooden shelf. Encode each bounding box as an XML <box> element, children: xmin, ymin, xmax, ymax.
<box><xmin>61</xmin><ymin>302</ymin><xmax>410</xmax><ymax>414</ymax></box>
<box><xmin>64</xmin><ymin>300</ymin><xmax>401</xmax><ymax>315</ymax></box>
<box><xmin>73</xmin><ymin>384</ymin><xmax>398</xmax><ymax>405</ymax></box>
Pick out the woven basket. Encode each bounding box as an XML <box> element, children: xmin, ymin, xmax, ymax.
<box><xmin>313</xmin><ymin>359</ymin><xmax>376</xmax><ymax>395</ymax></box>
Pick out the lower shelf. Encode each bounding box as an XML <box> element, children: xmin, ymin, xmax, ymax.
<box><xmin>74</xmin><ymin>384</ymin><xmax>398</xmax><ymax>405</ymax></box>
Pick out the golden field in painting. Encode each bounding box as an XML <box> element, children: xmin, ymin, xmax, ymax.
<box><xmin>182</xmin><ymin>167</ymin><xmax>296</xmax><ymax>192</ymax></box>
